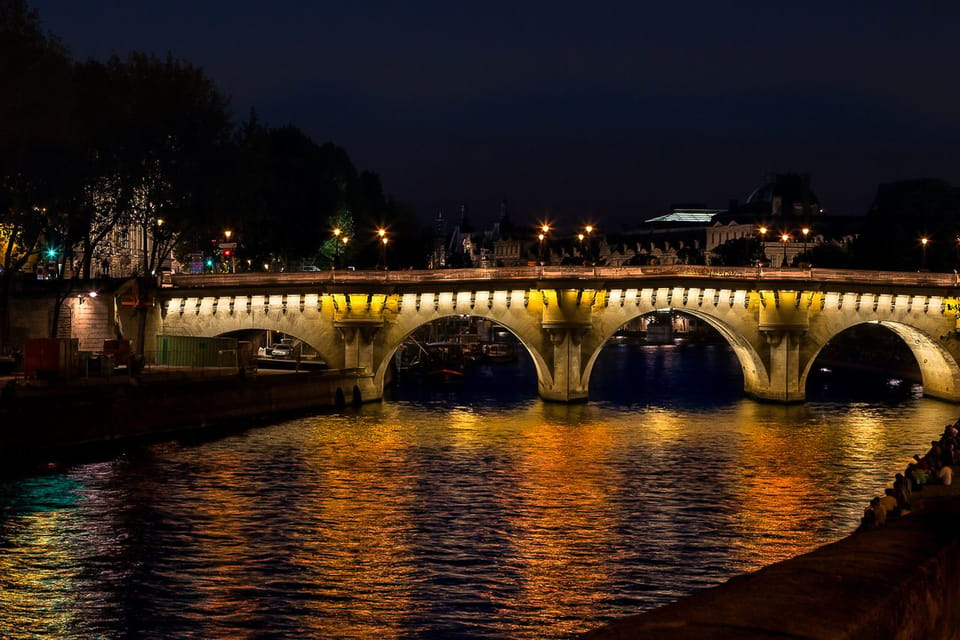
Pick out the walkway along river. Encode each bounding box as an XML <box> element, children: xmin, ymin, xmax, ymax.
<box><xmin>0</xmin><ymin>343</ymin><xmax>956</xmax><ymax>638</ymax></box>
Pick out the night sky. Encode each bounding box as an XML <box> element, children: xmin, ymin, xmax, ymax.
<box><xmin>27</xmin><ymin>1</ymin><xmax>960</xmax><ymax>229</ymax></box>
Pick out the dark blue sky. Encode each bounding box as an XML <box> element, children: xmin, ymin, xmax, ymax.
<box><xmin>28</xmin><ymin>1</ymin><xmax>960</xmax><ymax>229</ymax></box>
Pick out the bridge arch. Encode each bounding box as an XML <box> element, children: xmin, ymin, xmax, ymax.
<box><xmin>583</xmin><ymin>307</ymin><xmax>768</xmax><ymax>400</ymax></box>
<box><xmin>801</xmin><ymin>320</ymin><xmax>960</xmax><ymax>400</ymax></box>
<box><xmin>372</xmin><ymin>312</ymin><xmax>550</xmax><ymax>396</ymax></box>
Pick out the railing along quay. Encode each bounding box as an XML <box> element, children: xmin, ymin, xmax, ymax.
<box><xmin>167</xmin><ymin>266</ymin><xmax>960</xmax><ymax>290</ymax></box>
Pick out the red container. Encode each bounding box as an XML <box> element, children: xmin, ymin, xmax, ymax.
<box><xmin>103</xmin><ymin>339</ymin><xmax>131</xmax><ymax>363</ymax></box>
<box><xmin>23</xmin><ymin>338</ymin><xmax>79</xmax><ymax>379</ymax></box>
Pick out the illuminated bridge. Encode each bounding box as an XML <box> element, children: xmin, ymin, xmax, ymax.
<box><xmin>136</xmin><ymin>265</ymin><xmax>960</xmax><ymax>404</ymax></box>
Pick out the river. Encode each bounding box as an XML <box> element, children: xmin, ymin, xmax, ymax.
<box><xmin>0</xmin><ymin>342</ymin><xmax>955</xmax><ymax>639</ymax></box>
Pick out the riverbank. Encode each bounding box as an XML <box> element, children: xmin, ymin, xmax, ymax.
<box><xmin>582</xmin><ymin>453</ymin><xmax>960</xmax><ymax>639</ymax></box>
<box><xmin>0</xmin><ymin>367</ymin><xmax>374</xmax><ymax>473</ymax></box>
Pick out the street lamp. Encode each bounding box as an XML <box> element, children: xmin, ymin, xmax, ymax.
<box><xmin>376</xmin><ymin>228</ymin><xmax>388</xmax><ymax>270</ymax></box>
<box><xmin>536</xmin><ymin>223</ymin><xmax>551</xmax><ymax>265</ymax></box>
<box><xmin>333</xmin><ymin>227</ymin><xmax>342</xmax><ymax>268</ymax></box>
<box><xmin>578</xmin><ymin>232</ymin><xmax>585</xmax><ymax>263</ymax></box>
<box><xmin>758</xmin><ymin>225</ymin><xmax>768</xmax><ymax>265</ymax></box>
<box><xmin>780</xmin><ymin>232</ymin><xmax>790</xmax><ymax>267</ymax></box>
<box><xmin>223</xmin><ymin>229</ymin><xmax>235</xmax><ymax>273</ymax></box>
<box><xmin>921</xmin><ymin>236</ymin><xmax>929</xmax><ymax>271</ymax></box>
<box><xmin>801</xmin><ymin>226</ymin><xmax>810</xmax><ymax>264</ymax></box>
<box><xmin>584</xmin><ymin>224</ymin><xmax>594</xmax><ymax>264</ymax></box>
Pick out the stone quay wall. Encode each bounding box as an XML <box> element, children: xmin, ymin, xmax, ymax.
<box><xmin>0</xmin><ymin>370</ymin><xmax>371</xmax><ymax>469</ymax></box>
<box><xmin>582</xmin><ymin>491</ymin><xmax>960</xmax><ymax>640</ymax></box>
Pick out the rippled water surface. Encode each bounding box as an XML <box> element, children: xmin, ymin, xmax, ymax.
<box><xmin>1</xmin><ymin>344</ymin><xmax>956</xmax><ymax>639</ymax></box>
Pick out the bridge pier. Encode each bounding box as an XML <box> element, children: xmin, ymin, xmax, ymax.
<box><xmin>335</xmin><ymin>320</ymin><xmax>383</xmax><ymax>402</ymax></box>
<box><xmin>538</xmin><ymin>326</ymin><xmax>590</xmax><ymax>403</ymax></box>
<box><xmin>746</xmin><ymin>330</ymin><xmax>805</xmax><ymax>402</ymax></box>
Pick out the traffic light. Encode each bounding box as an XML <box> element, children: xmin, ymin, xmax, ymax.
<box><xmin>223</xmin><ymin>249</ymin><xmax>231</xmax><ymax>257</ymax></box>
<box><xmin>45</xmin><ymin>247</ymin><xmax>58</xmax><ymax>259</ymax></box>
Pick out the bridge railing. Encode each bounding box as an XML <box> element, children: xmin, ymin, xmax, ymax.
<box><xmin>168</xmin><ymin>266</ymin><xmax>959</xmax><ymax>289</ymax></box>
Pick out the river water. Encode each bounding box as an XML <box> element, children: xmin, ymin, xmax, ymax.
<box><xmin>1</xmin><ymin>343</ymin><xmax>955</xmax><ymax>639</ymax></box>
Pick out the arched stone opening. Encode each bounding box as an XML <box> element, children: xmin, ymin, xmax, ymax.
<box><xmin>584</xmin><ymin>307</ymin><xmax>768</xmax><ymax>399</ymax></box>
<box><xmin>372</xmin><ymin>313</ymin><xmax>548</xmax><ymax>398</ymax></box>
<box><xmin>802</xmin><ymin>321</ymin><xmax>960</xmax><ymax>402</ymax></box>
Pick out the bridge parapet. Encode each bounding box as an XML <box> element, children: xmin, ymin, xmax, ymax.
<box><xmin>167</xmin><ymin>265</ymin><xmax>960</xmax><ymax>293</ymax></box>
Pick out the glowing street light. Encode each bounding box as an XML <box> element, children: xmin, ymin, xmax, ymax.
<box><xmin>332</xmin><ymin>227</ymin><xmax>344</xmax><ymax>268</ymax></box>
<box><xmin>537</xmin><ymin>223</ymin><xmax>550</xmax><ymax>265</ymax></box>
<box><xmin>583</xmin><ymin>224</ymin><xmax>595</xmax><ymax>263</ymax></box>
<box><xmin>757</xmin><ymin>225</ymin><xmax>768</xmax><ymax>266</ymax></box>
<box><xmin>780</xmin><ymin>232</ymin><xmax>790</xmax><ymax>267</ymax></box>
<box><xmin>378</xmin><ymin>229</ymin><xmax>389</xmax><ymax>270</ymax></box>
<box><xmin>221</xmin><ymin>229</ymin><xmax>236</xmax><ymax>273</ymax></box>
<box><xmin>921</xmin><ymin>236</ymin><xmax>929</xmax><ymax>271</ymax></box>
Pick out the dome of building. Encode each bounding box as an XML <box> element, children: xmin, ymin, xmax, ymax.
<box><xmin>745</xmin><ymin>173</ymin><xmax>821</xmax><ymax>216</ymax></box>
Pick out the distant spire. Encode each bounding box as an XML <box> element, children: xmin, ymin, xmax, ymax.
<box><xmin>458</xmin><ymin>204</ymin><xmax>473</xmax><ymax>233</ymax></box>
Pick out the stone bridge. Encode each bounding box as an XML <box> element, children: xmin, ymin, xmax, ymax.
<box><xmin>133</xmin><ymin>265</ymin><xmax>960</xmax><ymax>404</ymax></box>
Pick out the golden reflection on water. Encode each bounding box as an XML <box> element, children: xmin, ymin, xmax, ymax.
<box><xmin>0</xmin><ymin>509</ymin><xmax>75</xmax><ymax>637</ymax></box>
<box><xmin>730</xmin><ymin>402</ymin><xmax>827</xmax><ymax>564</ymax></box>
<box><xmin>505</xmin><ymin>416</ymin><xmax>618</xmax><ymax>637</ymax></box>
<box><xmin>0</xmin><ymin>474</ymin><xmax>88</xmax><ymax>638</ymax></box>
<box><xmin>296</xmin><ymin>428</ymin><xmax>417</xmax><ymax>639</ymax></box>
<box><xmin>2</xmin><ymin>395</ymin><xmax>958</xmax><ymax>639</ymax></box>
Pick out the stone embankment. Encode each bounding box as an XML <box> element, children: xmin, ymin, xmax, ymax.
<box><xmin>0</xmin><ymin>368</ymin><xmax>371</xmax><ymax>471</ymax></box>
<box><xmin>582</xmin><ymin>460</ymin><xmax>960</xmax><ymax>639</ymax></box>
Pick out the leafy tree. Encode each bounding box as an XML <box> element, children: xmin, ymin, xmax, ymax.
<box><xmin>805</xmin><ymin>241</ymin><xmax>852</xmax><ymax>268</ymax></box>
<box><xmin>710</xmin><ymin>236</ymin><xmax>755</xmax><ymax>266</ymax></box>
<box><xmin>0</xmin><ymin>0</ymin><xmax>74</xmax><ymax>350</ymax></box>
<box><xmin>118</xmin><ymin>52</ymin><xmax>231</xmax><ymax>276</ymax></box>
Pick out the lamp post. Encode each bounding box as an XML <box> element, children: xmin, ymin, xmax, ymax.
<box><xmin>801</xmin><ymin>226</ymin><xmax>810</xmax><ymax>265</ymax></box>
<box><xmin>379</xmin><ymin>232</ymin><xmax>389</xmax><ymax>271</ymax></box>
<box><xmin>921</xmin><ymin>236</ymin><xmax>929</xmax><ymax>271</ymax></box>
<box><xmin>376</xmin><ymin>228</ymin><xmax>388</xmax><ymax>270</ymax></box>
<box><xmin>758</xmin><ymin>226</ymin><xmax>768</xmax><ymax>265</ymax></box>
<box><xmin>578</xmin><ymin>233</ymin><xmax>585</xmax><ymax>264</ymax></box>
<box><xmin>539</xmin><ymin>223</ymin><xmax>550</xmax><ymax>265</ymax></box>
<box><xmin>223</xmin><ymin>229</ymin><xmax>235</xmax><ymax>273</ymax></box>
<box><xmin>333</xmin><ymin>227</ymin><xmax>342</xmax><ymax>268</ymax></box>
<box><xmin>584</xmin><ymin>224</ymin><xmax>594</xmax><ymax>264</ymax></box>
<box><xmin>780</xmin><ymin>232</ymin><xmax>790</xmax><ymax>268</ymax></box>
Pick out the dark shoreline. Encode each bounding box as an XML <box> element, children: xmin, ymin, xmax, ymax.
<box><xmin>0</xmin><ymin>369</ymin><xmax>371</xmax><ymax>476</ymax></box>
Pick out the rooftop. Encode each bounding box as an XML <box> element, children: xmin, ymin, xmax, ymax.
<box><xmin>644</xmin><ymin>208</ymin><xmax>724</xmax><ymax>224</ymax></box>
